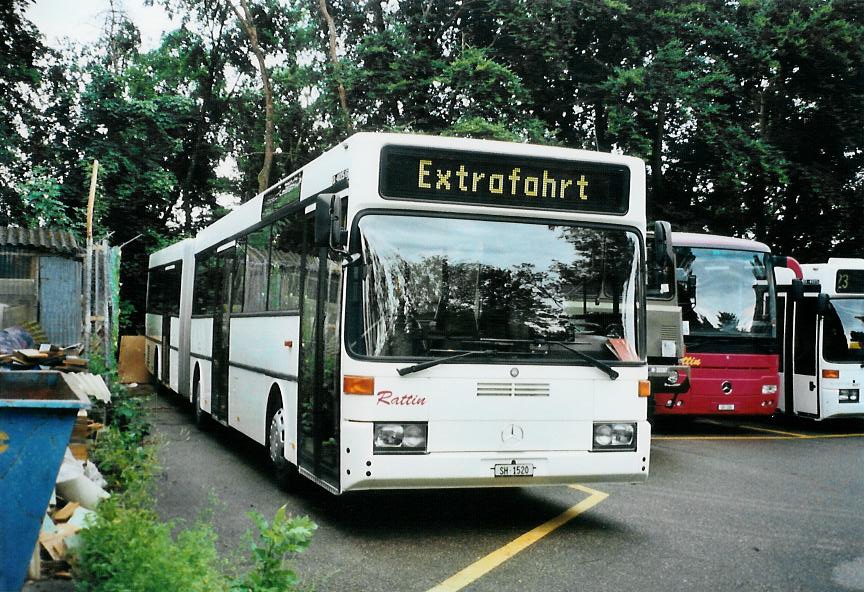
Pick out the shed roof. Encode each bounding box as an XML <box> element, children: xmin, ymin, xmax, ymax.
<box><xmin>0</xmin><ymin>226</ymin><xmax>81</xmax><ymax>255</ymax></box>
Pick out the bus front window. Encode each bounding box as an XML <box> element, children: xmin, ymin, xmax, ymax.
<box><xmin>346</xmin><ymin>214</ymin><xmax>643</xmax><ymax>364</ymax></box>
<box><xmin>674</xmin><ymin>247</ymin><xmax>775</xmax><ymax>338</ymax></box>
<box><xmin>822</xmin><ymin>299</ymin><xmax>864</xmax><ymax>363</ymax></box>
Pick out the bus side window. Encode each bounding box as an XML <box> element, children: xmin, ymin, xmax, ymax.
<box><xmin>244</xmin><ymin>226</ymin><xmax>271</xmax><ymax>313</ymax></box>
<box><xmin>232</xmin><ymin>240</ymin><xmax>246</xmax><ymax>313</ymax></box>
<box><xmin>269</xmin><ymin>213</ymin><xmax>304</xmax><ymax>311</ymax></box>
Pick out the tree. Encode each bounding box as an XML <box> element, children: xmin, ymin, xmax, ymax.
<box><xmin>0</xmin><ymin>0</ymin><xmax>46</xmax><ymax>225</ymax></box>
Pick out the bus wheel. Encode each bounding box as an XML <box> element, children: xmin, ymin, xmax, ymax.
<box><xmin>192</xmin><ymin>380</ymin><xmax>209</xmax><ymax>430</ymax></box>
<box><xmin>268</xmin><ymin>408</ymin><xmax>295</xmax><ymax>490</ymax></box>
<box><xmin>152</xmin><ymin>358</ymin><xmax>166</xmax><ymax>396</ymax></box>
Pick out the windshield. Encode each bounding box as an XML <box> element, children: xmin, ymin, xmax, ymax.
<box><xmin>823</xmin><ymin>299</ymin><xmax>864</xmax><ymax>363</ymax></box>
<box><xmin>675</xmin><ymin>247</ymin><xmax>774</xmax><ymax>338</ymax></box>
<box><xmin>346</xmin><ymin>214</ymin><xmax>643</xmax><ymax>364</ymax></box>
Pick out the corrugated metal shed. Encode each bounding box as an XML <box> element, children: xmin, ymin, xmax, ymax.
<box><xmin>0</xmin><ymin>227</ymin><xmax>81</xmax><ymax>255</ymax></box>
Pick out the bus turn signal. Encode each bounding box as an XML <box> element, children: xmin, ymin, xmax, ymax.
<box><xmin>822</xmin><ymin>369</ymin><xmax>840</xmax><ymax>379</ymax></box>
<box><xmin>638</xmin><ymin>380</ymin><xmax>651</xmax><ymax>398</ymax></box>
<box><xmin>344</xmin><ymin>375</ymin><xmax>375</xmax><ymax>395</ymax></box>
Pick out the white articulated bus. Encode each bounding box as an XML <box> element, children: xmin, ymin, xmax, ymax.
<box><xmin>776</xmin><ymin>258</ymin><xmax>864</xmax><ymax>420</ymax></box>
<box><xmin>145</xmin><ymin>238</ymin><xmax>193</xmax><ymax>396</ymax></box>
<box><xmin>146</xmin><ymin>133</ymin><xmax>653</xmax><ymax>494</ymax></box>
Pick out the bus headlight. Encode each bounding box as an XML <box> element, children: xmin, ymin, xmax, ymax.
<box><xmin>374</xmin><ymin>422</ymin><xmax>428</xmax><ymax>454</ymax></box>
<box><xmin>592</xmin><ymin>423</ymin><xmax>636</xmax><ymax>451</ymax></box>
<box><xmin>762</xmin><ymin>384</ymin><xmax>778</xmax><ymax>395</ymax></box>
<box><xmin>839</xmin><ymin>389</ymin><xmax>859</xmax><ymax>403</ymax></box>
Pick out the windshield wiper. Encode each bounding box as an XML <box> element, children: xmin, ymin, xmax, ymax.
<box><xmin>397</xmin><ymin>350</ymin><xmax>495</xmax><ymax>377</ymax></box>
<box><xmin>545</xmin><ymin>340</ymin><xmax>619</xmax><ymax>380</ymax></box>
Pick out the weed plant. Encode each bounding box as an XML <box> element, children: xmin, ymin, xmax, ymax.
<box><xmin>73</xmin><ymin>366</ymin><xmax>316</xmax><ymax>591</ymax></box>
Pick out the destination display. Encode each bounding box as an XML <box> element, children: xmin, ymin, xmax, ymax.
<box><xmin>262</xmin><ymin>171</ymin><xmax>302</xmax><ymax>218</ymax></box>
<box><xmin>836</xmin><ymin>269</ymin><xmax>864</xmax><ymax>294</ymax></box>
<box><xmin>379</xmin><ymin>146</ymin><xmax>630</xmax><ymax>214</ymax></box>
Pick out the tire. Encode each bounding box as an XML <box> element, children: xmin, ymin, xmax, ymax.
<box><xmin>152</xmin><ymin>358</ymin><xmax>167</xmax><ymax>396</ymax></box>
<box><xmin>192</xmin><ymin>380</ymin><xmax>209</xmax><ymax>430</ymax></box>
<box><xmin>268</xmin><ymin>408</ymin><xmax>296</xmax><ymax>490</ymax></box>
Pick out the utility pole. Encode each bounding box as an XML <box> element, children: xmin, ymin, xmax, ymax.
<box><xmin>83</xmin><ymin>160</ymin><xmax>99</xmax><ymax>357</ymax></box>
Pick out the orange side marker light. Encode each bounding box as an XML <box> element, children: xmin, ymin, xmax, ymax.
<box><xmin>638</xmin><ymin>380</ymin><xmax>651</xmax><ymax>398</ymax></box>
<box><xmin>344</xmin><ymin>375</ymin><xmax>375</xmax><ymax>395</ymax></box>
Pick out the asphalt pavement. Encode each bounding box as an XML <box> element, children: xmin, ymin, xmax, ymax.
<box><xmin>52</xmin><ymin>388</ymin><xmax>864</xmax><ymax>592</ymax></box>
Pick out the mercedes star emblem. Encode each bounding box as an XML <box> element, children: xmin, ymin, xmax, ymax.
<box><xmin>501</xmin><ymin>424</ymin><xmax>524</xmax><ymax>443</ymax></box>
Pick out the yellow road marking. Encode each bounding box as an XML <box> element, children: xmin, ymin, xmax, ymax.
<box><xmin>655</xmin><ymin>435</ymin><xmax>797</xmax><ymax>441</ymax></box>
<box><xmin>738</xmin><ymin>425</ymin><xmax>809</xmax><ymax>438</ymax></box>
<box><xmin>800</xmin><ymin>433</ymin><xmax>864</xmax><ymax>439</ymax></box>
<box><xmin>654</xmin><ymin>433</ymin><xmax>864</xmax><ymax>441</ymax></box>
<box><xmin>426</xmin><ymin>484</ymin><xmax>608</xmax><ymax>592</ymax></box>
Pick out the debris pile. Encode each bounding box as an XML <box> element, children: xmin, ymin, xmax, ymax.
<box><xmin>31</xmin><ymin>433</ymin><xmax>111</xmax><ymax>579</ymax></box>
<box><xmin>0</xmin><ymin>325</ymin><xmax>89</xmax><ymax>371</ymax></box>
<box><xmin>0</xmin><ymin>343</ymin><xmax>89</xmax><ymax>371</ymax></box>
<box><xmin>0</xmin><ymin>325</ymin><xmax>117</xmax><ymax>583</ymax></box>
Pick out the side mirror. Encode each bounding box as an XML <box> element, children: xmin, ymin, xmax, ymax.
<box><xmin>314</xmin><ymin>193</ymin><xmax>347</xmax><ymax>249</ymax></box>
<box><xmin>772</xmin><ymin>255</ymin><xmax>803</xmax><ymax>280</ymax></box>
<box><xmin>687</xmin><ymin>275</ymin><xmax>697</xmax><ymax>293</ymax></box>
<box><xmin>790</xmin><ymin>279</ymin><xmax>804</xmax><ymax>302</ymax></box>
<box><xmin>816</xmin><ymin>293</ymin><xmax>830</xmax><ymax>316</ymax></box>
<box><xmin>653</xmin><ymin>220</ymin><xmax>674</xmax><ymax>267</ymax></box>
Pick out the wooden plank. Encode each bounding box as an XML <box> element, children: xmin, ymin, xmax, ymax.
<box><xmin>53</xmin><ymin>502</ymin><xmax>80</xmax><ymax>523</ymax></box>
<box><xmin>68</xmin><ymin>443</ymin><xmax>88</xmax><ymax>461</ymax></box>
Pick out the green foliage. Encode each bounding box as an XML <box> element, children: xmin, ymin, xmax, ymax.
<box><xmin>74</xmin><ymin>499</ymin><xmax>226</xmax><ymax>592</ymax></box>
<box><xmin>86</xmin><ymin>361</ymin><xmax>154</xmax><ymax>497</ymax></box>
<box><xmin>1</xmin><ymin>0</ymin><xmax>861</xmax><ymax>312</ymax></box>
<box><xmin>74</xmin><ymin>499</ymin><xmax>316</xmax><ymax>592</ymax></box>
<box><xmin>74</xmin><ymin>371</ymin><xmax>317</xmax><ymax>591</ymax></box>
<box><xmin>230</xmin><ymin>506</ymin><xmax>317</xmax><ymax>592</ymax></box>
<box><xmin>15</xmin><ymin>166</ymin><xmax>73</xmax><ymax>229</ymax></box>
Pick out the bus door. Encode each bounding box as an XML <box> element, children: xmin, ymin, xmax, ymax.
<box><xmin>792</xmin><ymin>296</ymin><xmax>820</xmax><ymax>416</ymax></box>
<box><xmin>211</xmin><ymin>247</ymin><xmax>235</xmax><ymax>423</ymax></box>
<box><xmin>777</xmin><ymin>292</ymin><xmax>791</xmax><ymax>413</ymax></box>
<box><xmin>297</xmin><ymin>213</ymin><xmax>342</xmax><ymax>491</ymax></box>
<box><xmin>161</xmin><ymin>314</ymin><xmax>171</xmax><ymax>385</ymax></box>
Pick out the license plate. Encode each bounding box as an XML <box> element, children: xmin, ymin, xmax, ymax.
<box><xmin>718</xmin><ymin>404</ymin><xmax>735</xmax><ymax>411</ymax></box>
<box><xmin>494</xmin><ymin>463</ymin><xmax>534</xmax><ymax>477</ymax></box>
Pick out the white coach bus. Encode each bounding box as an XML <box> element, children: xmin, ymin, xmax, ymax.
<box><xmin>146</xmin><ymin>133</ymin><xmax>653</xmax><ymax>493</ymax></box>
<box><xmin>776</xmin><ymin>258</ymin><xmax>864</xmax><ymax>420</ymax></box>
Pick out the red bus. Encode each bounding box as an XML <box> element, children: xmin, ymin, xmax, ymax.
<box><xmin>655</xmin><ymin>232</ymin><xmax>798</xmax><ymax>416</ymax></box>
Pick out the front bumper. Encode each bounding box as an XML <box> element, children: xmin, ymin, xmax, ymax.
<box><xmin>340</xmin><ymin>420</ymin><xmax>651</xmax><ymax>492</ymax></box>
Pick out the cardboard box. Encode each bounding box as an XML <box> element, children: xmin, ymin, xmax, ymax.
<box><xmin>117</xmin><ymin>336</ymin><xmax>150</xmax><ymax>384</ymax></box>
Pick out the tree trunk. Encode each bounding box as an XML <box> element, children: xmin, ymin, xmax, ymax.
<box><xmin>181</xmin><ymin>16</ymin><xmax>227</xmax><ymax>234</ymax></box>
<box><xmin>228</xmin><ymin>0</ymin><xmax>275</xmax><ymax>194</ymax></box>
<box><xmin>319</xmin><ymin>0</ymin><xmax>352</xmax><ymax>133</ymax></box>
<box><xmin>593</xmin><ymin>101</ymin><xmax>609</xmax><ymax>152</ymax></box>
<box><xmin>650</xmin><ymin>107</ymin><xmax>666</xmax><ymax>205</ymax></box>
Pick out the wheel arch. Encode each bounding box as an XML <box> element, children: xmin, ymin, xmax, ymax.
<box><xmin>266</xmin><ymin>382</ymin><xmax>285</xmax><ymax>428</ymax></box>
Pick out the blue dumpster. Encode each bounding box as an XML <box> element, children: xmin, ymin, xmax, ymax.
<box><xmin>0</xmin><ymin>371</ymin><xmax>90</xmax><ymax>592</ymax></box>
